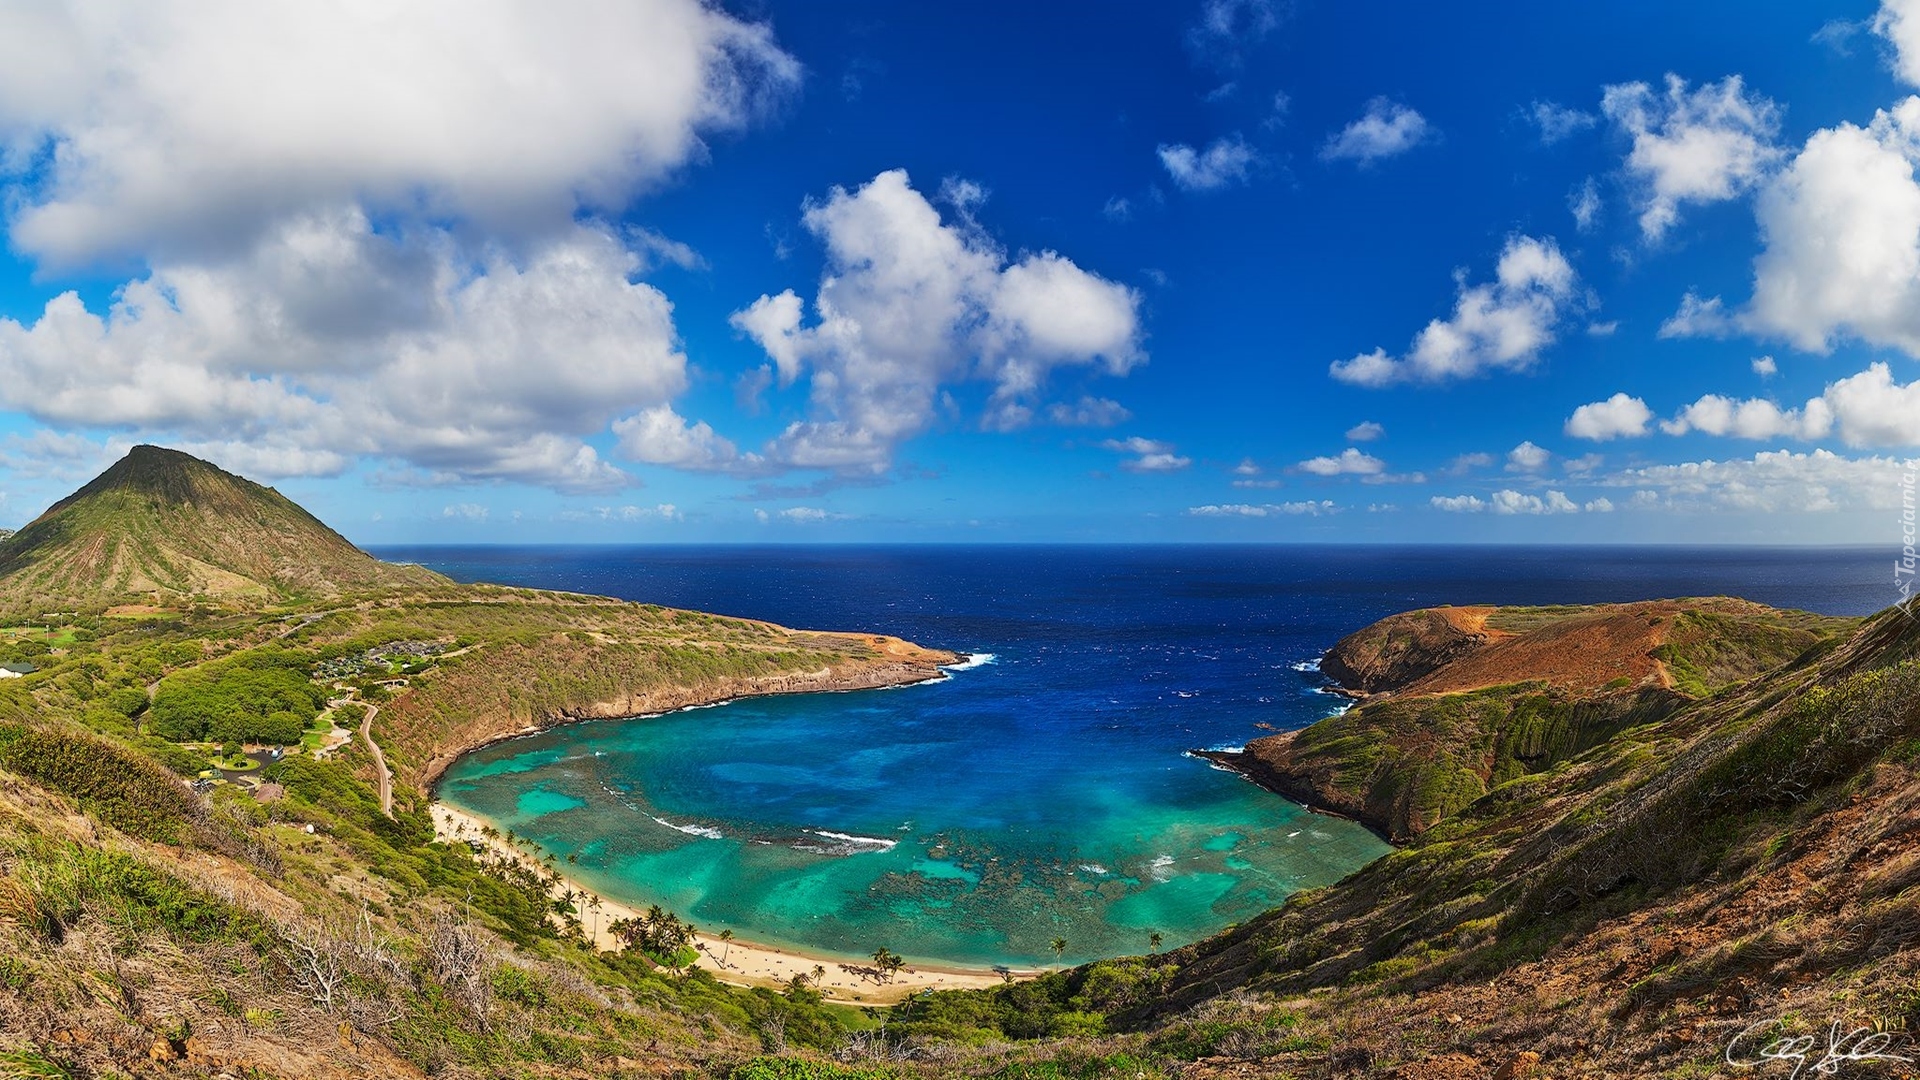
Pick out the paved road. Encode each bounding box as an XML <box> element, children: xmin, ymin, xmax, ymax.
<box><xmin>358</xmin><ymin>702</ymin><xmax>392</xmax><ymax>817</ymax></box>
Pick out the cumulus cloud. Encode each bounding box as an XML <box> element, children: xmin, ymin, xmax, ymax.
<box><xmin>1158</xmin><ymin>135</ymin><xmax>1260</xmax><ymax>191</ymax></box>
<box><xmin>1876</xmin><ymin>0</ymin><xmax>1920</xmax><ymax>87</ymax></box>
<box><xmin>1345</xmin><ymin>420</ymin><xmax>1385</xmax><ymax>441</ymax></box>
<box><xmin>1188</xmin><ymin>501</ymin><xmax>1336</xmax><ymax>517</ymax></box>
<box><xmin>0</xmin><ymin>1</ymin><xmax>798</xmax><ymax>267</ymax></box>
<box><xmin>1506</xmin><ymin>441</ymin><xmax>1552</xmax><ymax>472</ymax></box>
<box><xmin>0</xmin><ymin>215</ymin><xmax>681</xmax><ymax>490</ymax></box>
<box><xmin>612</xmin><ymin>405</ymin><xmax>762</xmax><ymax>474</ymax></box>
<box><xmin>1433</xmin><ymin>489</ymin><xmax>1582</xmax><ymax>515</ymax></box>
<box><xmin>1328</xmin><ymin>236</ymin><xmax>1579</xmax><ymax>386</ymax></box>
<box><xmin>1565</xmin><ymin>393</ymin><xmax>1653</xmax><ymax>440</ymax></box>
<box><xmin>1660</xmin><ymin>395</ymin><xmax>1829</xmax><ymax>441</ymax></box>
<box><xmin>1657</xmin><ymin>291</ymin><xmax>1737</xmax><ymax>339</ymax></box>
<box><xmin>1752</xmin><ymin>355</ymin><xmax>1778</xmax><ymax>377</ymax></box>
<box><xmin>1529</xmin><ymin>101</ymin><xmax>1598</xmax><ymax>144</ymax></box>
<box><xmin>1658</xmin><ymin>363</ymin><xmax>1920</xmax><ymax>447</ymax></box>
<box><xmin>1601</xmin><ymin>74</ymin><xmax>1781</xmax><ymax>241</ymax></box>
<box><xmin>1297</xmin><ymin>448</ymin><xmax>1385</xmax><ymax>476</ymax></box>
<box><xmin>1321</xmin><ymin>99</ymin><xmax>1433</xmax><ymax>165</ymax></box>
<box><xmin>1605</xmin><ymin>448</ymin><xmax>1912</xmax><ymax>512</ymax></box>
<box><xmin>734</xmin><ymin>169</ymin><xmax>1143</xmax><ymax>470</ymax></box>
<box><xmin>1745</xmin><ymin>97</ymin><xmax>1920</xmax><ymax>355</ymax></box>
<box><xmin>0</xmin><ymin>2</ymin><xmax>803</xmax><ymax>492</ymax></box>
<box><xmin>1102</xmin><ymin>436</ymin><xmax>1190</xmax><ymax>472</ymax></box>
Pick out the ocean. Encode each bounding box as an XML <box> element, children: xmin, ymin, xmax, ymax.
<box><xmin>381</xmin><ymin>544</ymin><xmax>1890</xmax><ymax>967</ymax></box>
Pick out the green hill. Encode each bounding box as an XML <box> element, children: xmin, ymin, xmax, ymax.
<box><xmin>0</xmin><ymin>445</ymin><xmax>445</xmax><ymax>609</ymax></box>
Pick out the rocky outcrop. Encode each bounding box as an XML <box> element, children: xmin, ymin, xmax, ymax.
<box><xmin>1319</xmin><ymin>607</ymin><xmax>1499</xmax><ymax>695</ymax></box>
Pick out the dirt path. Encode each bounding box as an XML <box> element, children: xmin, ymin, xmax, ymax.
<box><xmin>360</xmin><ymin>701</ymin><xmax>392</xmax><ymax>817</ymax></box>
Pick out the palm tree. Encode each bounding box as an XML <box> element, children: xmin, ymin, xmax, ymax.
<box><xmin>717</xmin><ymin>928</ymin><xmax>734</xmax><ymax>967</ymax></box>
<box><xmin>1148</xmin><ymin>931</ymin><xmax>1163</xmax><ymax>954</ymax></box>
<box><xmin>1050</xmin><ymin>938</ymin><xmax>1068</xmax><ymax>965</ymax></box>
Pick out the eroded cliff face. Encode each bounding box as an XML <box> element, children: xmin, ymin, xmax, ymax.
<box><xmin>1317</xmin><ymin>606</ymin><xmax>1501</xmax><ymax>695</ymax></box>
<box><xmin>1214</xmin><ymin>599</ymin><xmax>1854</xmax><ymax>840</ymax></box>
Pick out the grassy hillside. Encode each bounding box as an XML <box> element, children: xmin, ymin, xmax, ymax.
<box><xmin>0</xmin><ymin>445</ymin><xmax>445</xmax><ymax>612</ymax></box>
<box><xmin>1224</xmin><ymin>599</ymin><xmax>1857</xmax><ymax>839</ymax></box>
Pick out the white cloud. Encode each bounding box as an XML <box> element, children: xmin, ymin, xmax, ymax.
<box><xmin>1584</xmin><ymin>497</ymin><xmax>1616</xmax><ymax>512</ymax></box>
<box><xmin>1586</xmin><ymin>320</ymin><xmax>1619</xmax><ymax>337</ymax></box>
<box><xmin>1188</xmin><ymin>501</ymin><xmax>1336</xmax><ymax>517</ymax></box>
<box><xmin>1529</xmin><ymin>101</ymin><xmax>1598</xmax><ymax>144</ymax></box>
<box><xmin>1103</xmin><ymin>197</ymin><xmax>1133</xmax><ymax>223</ymax></box>
<box><xmin>1658</xmin><ymin>291</ymin><xmax>1737</xmax><ymax>339</ymax></box>
<box><xmin>0</xmin><ymin>215</ymin><xmax>679</xmax><ymax>491</ymax></box>
<box><xmin>1321</xmin><ymin>98</ymin><xmax>1433</xmax><ymax>165</ymax></box>
<box><xmin>777</xmin><ymin>506</ymin><xmax>837</xmax><ymax>523</ymax></box>
<box><xmin>1569</xmin><ymin>177</ymin><xmax>1602</xmax><ymax>232</ymax></box>
<box><xmin>1233</xmin><ymin>458</ymin><xmax>1262</xmax><ymax>476</ymax></box>
<box><xmin>1435</xmin><ymin>488</ymin><xmax>1583</xmax><ymax>515</ymax></box>
<box><xmin>1657</xmin><ymin>364</ymin><xmax>1920</xmax><ymax>447</ymax></box>
<box><xmin>1876</xmin><ymin>0</ymin><xmax>1920</xmax><ymax>87</ymax></box>
<box><xmin>1345</xmin><ymin>420</ymin><xmax>1385</xmax><ymax>441</ymax></box>
<box><xmin>1158</xmin><ymin>135</ymin><xmax>1260</xmax><ymax>191</ymax></box>
<box><xmin>1605</xmin><ymin>448</ymin><xmax>1912</xmax><ymax>512</ymax></box>
<box><xmin>1660</xmin><ymin>394</ymin><xmax>1829</xmax><ymax>440</ymax></box>
<box><xmin>1490</xmin><ymin>489</ymin><xmax>1580</xmax><ymax>515</ymax></box>
<box><xmin>1506</xmin><ymin>441</ymin><xmax>1552</xmax><ymax>472</ymax></box>
<box><xmin>1564</xmin><ymin>452</ymin><xmax>1604</xmax><ymax>475</ymax></box>
<box><xmin>443</xmin><ymin>503</ymin><xmax>489</xmax><ymax>521</ymax></box>
<box><xmin>1328</xmin><ymin>236</ymin><xmax>1578</xmax><ymax>386</ymax></box>
<box><xmin>1752</xmin><ymin>355</ymin><xmax>1778</xmax><ymax>376</ymax></box>
<box><xmin>612</xmin><ymin>405</ymin><xmax>761</xmax><ymax>474</ymax></box>
<box><xmin>734</xmin><ymin>169</ymin><xmax>1143</xmax><ymax>469</ymax></box>
<box><xmin>1601</xmin><ymin>74</ymin><xmax>1781</xmax><ymax>241</ymax></box>
<box><xmin>1565</xmin><ymin>392</ymin><xmax>1653</xmax><ymax>440</ymax></box>
<box><xmin>1233</xmin><ymin>478</ymin><xmax>1283</xmax><ymax>489</ymax></box>
<box><xmin>1102</xmin><ymin>435</ymin><xmax>1190</xmax><ymax>472</ymax></box>
<box><xmin>1446</xmin><ymin>452</ymin><xmax>1495</xmax><ymax>474</ymax></box>
<box><xmin>1746</xmin><ymin>97</ymin><xmax>1920</xmax><ymax>355</ymax></box>
<box><xmin>1297</xmin><ymin>448</ymin><xmax>1385</xmax><ymax>476</ymax></box>
<box><xmin>0</xmin><ymin>4</ymin><xmax>805</xmax><ymax>492</ymax></box>
<box><xmin>1047</xmin><ymin>396</ymin><xmax>1132</xmax><ymax>427</ymax></box>
<box><xmin>1187</xmin><ymin>0</ymin><xmax>1281</xmax><ymax>68</ymax></box>
<box><xmin>0</xmin><ymin>1</ymin><xmax>798</xmax><ymax>267</ymax></box>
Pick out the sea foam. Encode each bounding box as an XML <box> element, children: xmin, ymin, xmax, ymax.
<box><xmin>941</xmin><ymin>652</ymin><xmax>997</xmax><ymax>672</ymax></box>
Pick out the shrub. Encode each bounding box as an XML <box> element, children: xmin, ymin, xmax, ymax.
<box><xmin>0</xmin><ymin>725</ymin><xmax>197</xmax><ymax>843</ymax></box>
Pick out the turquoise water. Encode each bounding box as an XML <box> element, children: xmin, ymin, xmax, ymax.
<box><xmin>417</xmin><ymin>544</ymin><xmax>1889</xmax><ymax>969</ymax></box>
<box><xmin>439</xmin><ymin>674</ymin><xmax>1389</xmax><ymax>967</ymax></box>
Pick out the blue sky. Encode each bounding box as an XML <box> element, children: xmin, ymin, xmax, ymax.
<box><xmin>0</xmin><ymin>1</ymin><xmax>1914</xmax><ymax>544</ymax></box>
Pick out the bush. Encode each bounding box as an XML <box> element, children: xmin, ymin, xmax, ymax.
<box><xmin>0</xmin><ymin>725</ymin><xmax>198</xmax><ymax>843</ymax></box>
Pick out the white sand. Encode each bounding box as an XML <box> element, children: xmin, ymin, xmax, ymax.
<box><xmin>431</xmin><ymin>802</ymin><xmax>1039</xmax><ymax>1005</ymax></box>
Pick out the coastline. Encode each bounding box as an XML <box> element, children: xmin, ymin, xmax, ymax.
<box><xmin>412</xmin><ymin>634</ymin><xmax>964</xmax><ymax>792</ymax></box>
<box><xmin>430</xmin><ymin>802</ymin><xmax>1038</xmax><ymax>1005</ymax></box>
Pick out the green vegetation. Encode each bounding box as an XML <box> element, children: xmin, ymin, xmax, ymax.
<box><xmin>0</xmin><ymin>723</ymin><xmax>197</xmax><ymax>843</ymax></box>
<box><xmin>148</xmin><ymin>647</ymin><xmax>326</xmax><ymax>745</ymax></box>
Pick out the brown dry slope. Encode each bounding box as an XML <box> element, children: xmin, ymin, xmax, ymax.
<box><xmin>1208</xmin><ymin>599</ymin><xmax>1856</xmax><ymax>839</ymax></box>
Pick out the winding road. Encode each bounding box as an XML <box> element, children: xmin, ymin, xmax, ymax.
<box><xmin>358</xmin><ymin>701</ymin><xmax>393</xmax><ymax>817</ymax></box>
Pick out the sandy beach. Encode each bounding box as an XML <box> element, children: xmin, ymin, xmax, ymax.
<box><xmin>430</xmin><ymin>802</ymin><xmax>1038</xmax><ymax>1005</ymax></box>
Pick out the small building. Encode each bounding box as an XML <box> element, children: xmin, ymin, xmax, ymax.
<box><xmin>0</xmin><ymin>662</ymin><xmax>37</xmax><ymax>679</ymax></box>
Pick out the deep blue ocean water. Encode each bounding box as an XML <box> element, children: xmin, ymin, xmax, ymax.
<box><xmin>380</xmin><ymin>545</ymin><xmax>1890</xmax><ymax>966</ymax></box>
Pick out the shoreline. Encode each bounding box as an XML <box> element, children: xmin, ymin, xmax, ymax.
<box><xmin>414</xmin><ymin>637</ymin><xmax>966</xmax><ymax>792</ymax></box>
<box><xmin>430</xmin><ymin>802</ymin><xmax>1038</xmax><ymax>1005</ymax></box>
